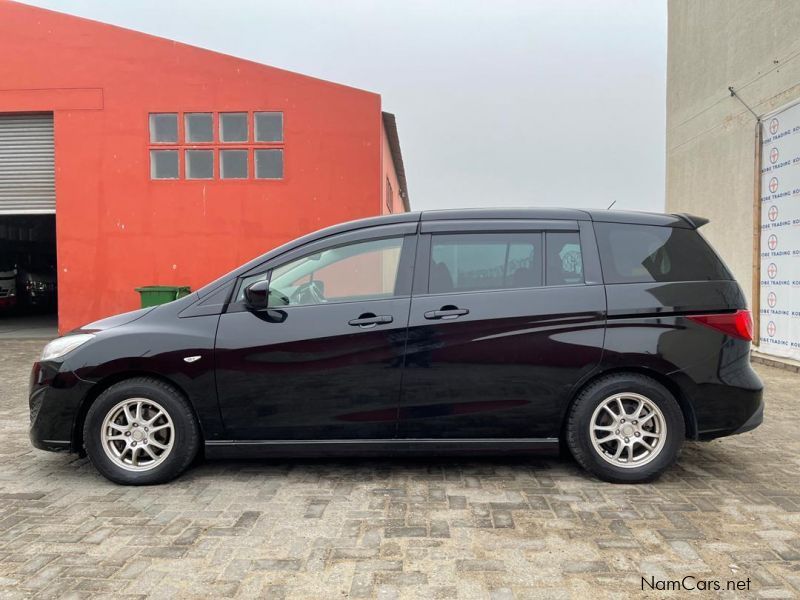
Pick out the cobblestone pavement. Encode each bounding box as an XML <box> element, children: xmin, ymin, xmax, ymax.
<box><xmin>1</xmin><ymin>340</ymin><xmax>799</xmax><ymax>599</ymax></box>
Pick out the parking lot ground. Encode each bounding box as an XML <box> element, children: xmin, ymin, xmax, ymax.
<box><xmin>1</xmin><ymin>339</ymin><xmax>799</xmax><ymax>599</ymax></box>
<box><xmin>0</xmin><ymin>315</ymin><xmax>57</xmax><ymax>340</ymax></box>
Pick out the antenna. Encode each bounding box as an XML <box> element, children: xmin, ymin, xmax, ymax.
<box><xmin>606</xmin><ymin>200</ymin><xmax>616</xmax><ymax>210</ymax></box>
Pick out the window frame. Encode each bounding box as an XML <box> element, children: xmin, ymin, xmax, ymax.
<box><xmin>413</xmin><ymin>220</ymin><xmax>587</xmax><ymax>296</ymax></box>
<box><xmin>147</xmin><ymin>110</ymin><xmax>285</xmax><ymax>181</ymax></box>
<box><xmin>226</xmin><ymin>224</ymin><xmax>418</xmax><ymax>313</ymax></box>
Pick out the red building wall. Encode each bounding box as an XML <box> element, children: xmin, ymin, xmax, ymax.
<box><xmin>0</xmin><ymin>1</ymin><xmax>402</xmax><ymax>332</ymax></box>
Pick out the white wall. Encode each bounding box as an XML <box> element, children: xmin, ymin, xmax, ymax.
<box><xmin>666</xmin><ymin>0</ymin><xmax>800</xmax><ymax>307</ymax></box>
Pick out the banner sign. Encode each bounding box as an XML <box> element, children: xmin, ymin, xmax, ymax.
<box><xmin>759</xmin><ymin>100</ymin><xmax>800</xmax><ymax>360</ymax></box>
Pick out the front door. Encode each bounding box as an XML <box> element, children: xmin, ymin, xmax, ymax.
<box><xmin>398</xmin><ymin>222</ymin><xmax>605</xmax><ymax>440</ymax></box>
<box><xmin>215</xmin><ymin>231</ymin><xmax>416</xmax><ymax>440</ymax></box>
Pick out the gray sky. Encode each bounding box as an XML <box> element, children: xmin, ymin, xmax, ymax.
<box><xmin>25</xmin><ymin>0</ymin><xmax>667</xmax><ymax>212</ymax></box>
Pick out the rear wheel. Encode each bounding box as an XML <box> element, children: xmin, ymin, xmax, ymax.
<box><xmin>566</xmin><ymin>374</ymin><xmax>685</xmax><ymax>483</ymax></box>
<box><xmin>84</xmin><ymin>377</ymin><xmax>199</xmax><ymax>485</ymax></box>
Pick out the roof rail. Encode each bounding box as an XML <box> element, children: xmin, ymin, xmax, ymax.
<box><xmin>675</xmin><ymin>213</ymin><xmax>709</xmax><ymax>229</ymax></box>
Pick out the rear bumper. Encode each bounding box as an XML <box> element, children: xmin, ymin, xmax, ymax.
<box><xmin>731</xmin><ymin>397</ymin><xmax>764</xmax><ymax>436</ymax></box>
<box><xmin>688</xmin><ymin>367</ymin><xmax>764</xmax><ymax>441</ymax></box>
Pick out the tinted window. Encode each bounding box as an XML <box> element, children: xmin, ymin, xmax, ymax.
<box><xmin>594</xmin><ymin>223</ymin><xmax>731</xmax><ymax>284</ymax></box>
<box><xmin>546</xmin><ymin>232</ymin><xmax>583</xmax><ymax>285</ymax></box>
<box><xmin>429</xmin><ymin>233</ymin><xmax>542</xmax><ymax>293</ymax></box>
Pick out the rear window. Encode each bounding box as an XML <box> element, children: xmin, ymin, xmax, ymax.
<box><xmin>594</xmin><ymin>223</ymin><xmax>731</xmax><ymax>284</ymax></box>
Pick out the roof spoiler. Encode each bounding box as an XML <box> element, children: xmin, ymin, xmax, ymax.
<box><xmin>675</xmin><ymin>213</ymin><xmax>709</xmax><ymax>229</ymax></box>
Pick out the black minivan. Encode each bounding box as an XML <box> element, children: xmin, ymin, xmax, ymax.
<box><xmin>30</xmin><ymin>209</ymin><xmax>763</xmax><ymax>485</ymax></box>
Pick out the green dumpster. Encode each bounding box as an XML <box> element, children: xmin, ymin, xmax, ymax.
<box><xmin>135</xmin><ymin>285</ymin><xmax>191</xmax><ymax>308</ymax></box>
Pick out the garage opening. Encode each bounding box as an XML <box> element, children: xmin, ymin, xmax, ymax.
<box><xmin>0</xmin><ymin>113</ymin><xmax>58</xmax><ymax>338</ymax></box>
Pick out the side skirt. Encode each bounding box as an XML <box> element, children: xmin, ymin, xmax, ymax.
<box><xmin>204</xmin><ymin>438</ymin><xmax>560</xmax><ymax>459</ymax></box>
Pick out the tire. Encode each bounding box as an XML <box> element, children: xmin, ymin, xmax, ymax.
<box><xmin>566</xmin><ymin>373</ymin><xmax>685</xmax><ymax>484</ymax></box>
<box><xmin>83</xmin><ymin>377</ymin><xmax>200</xmax><ymax>485</ymax></box>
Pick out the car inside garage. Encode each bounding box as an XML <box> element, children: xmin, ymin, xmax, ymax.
<box><xmin>0</xmin><ymin>113</ymin><xmax>58</xmax><ymax>338</ymax></box>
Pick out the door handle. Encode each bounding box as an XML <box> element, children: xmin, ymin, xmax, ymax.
<box><xmin>348</xmin><ymin>313</ymin><xmax>394</xmax><ymax>328</ymax></box>
<box><xmin>424</xmin><ymin>306</ymin><xmax>469</xmax><ymax>320</ymax></box>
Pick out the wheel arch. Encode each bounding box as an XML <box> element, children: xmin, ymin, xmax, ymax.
<box><xmin>561</xmin><ymin>366</ymin><xmax>698</xmax><ymax>442</ymax></box>
<box><xmin>72</xmin><ymin>371</ymin><xmax>204</xmax><ymax>453</ymax></box>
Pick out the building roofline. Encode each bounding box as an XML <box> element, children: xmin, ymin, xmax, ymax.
<box><xmin>382</xmin><ymin>112</ymin><xmax>411</xmax><ymax>211</ymax></box>
<box><xmin>6</xmin><ymin>0</ymin><xmax>379</xmax><ymax>99</ymax></box>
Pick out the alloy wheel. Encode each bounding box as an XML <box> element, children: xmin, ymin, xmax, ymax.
<box><xmin>589</xmin><ymin>392</ymin><xmax>667</xmax><ymax>468</ymax></box>
<box><xmin>100</xmin><ymin>398</ymin><xmax>174</xmax><ymax>472</ymax></box>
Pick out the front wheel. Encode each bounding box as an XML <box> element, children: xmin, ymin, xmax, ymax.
<box><xmin>84</xmin><ymin>377</ymin><xmax>200</xmax><ymax>485</ymax></box>
<box><xmin>566</xmin><ymin>374</ymin><xmax>685</xmax><ymax>483</ymax></box>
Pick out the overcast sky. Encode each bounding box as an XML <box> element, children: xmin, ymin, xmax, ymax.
<box><xmin>25</xmin><ymin>0</ymin><xmax>667</xmax><ymax>212</ymax></box>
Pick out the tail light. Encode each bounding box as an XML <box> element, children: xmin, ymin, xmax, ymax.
<box><xmin>686</xmin><ymin>309</ymin><xmax>753</xmax><ymax>341</ymax></box>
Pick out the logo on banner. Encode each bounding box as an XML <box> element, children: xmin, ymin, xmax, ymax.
<box><xmin>770</xmin><ymin>118</ymin><xmax>780</xmax><ymax>135</ymax></box>
<box><xmin>768</xmin><ymin>291</ymin><xmax>777</xmax><ymax>308</ymax></box>
<box><xmin>768</xmin><ymin>205</ymin><xmax>779</xmax><ymax>221</ymax></box>
<box><xmin>770</xmin><ymin>147</ymin><xmax>779</xmax><ymax>164</ymax></box>
<box><xmin>768</xmin><ymin>263</ymin><xmax>778</xmax><ymax>279</ymax></box>
<box><xmin>767</xmin><ymin>320</ymin><xmax>777</xmax><ymax>337</ymax></box>
<box><xmin>769</xmin><ymin>177</ymin><xmax>779</xmax><ymax>194</ymax></box>
<box><xmin>768</xmin><ymin>234</ymin><xmax>778</xmax><ymax>250</ymax></box>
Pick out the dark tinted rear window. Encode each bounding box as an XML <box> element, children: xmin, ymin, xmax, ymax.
<box><xmin>594</xmin><ymin>223</ymin><xmax>731</xmax><ymax>284</ymax></box>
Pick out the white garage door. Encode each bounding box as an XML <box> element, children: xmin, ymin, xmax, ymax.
<box><xmin>0</xmin><ymin>114</ymin><xmax>55</xmax><ymax>215</ymax></box>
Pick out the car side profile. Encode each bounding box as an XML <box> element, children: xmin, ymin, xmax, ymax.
<box><xmin>29</xmin><ymin>208</ymin><xmax>764</xmax><ymax>485</ymax></box>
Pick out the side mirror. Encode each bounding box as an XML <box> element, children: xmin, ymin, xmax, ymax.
<box><xmin>244</xmin><ymin>280</ymin><xmax>269</xmax><ymax>311</ymax></box>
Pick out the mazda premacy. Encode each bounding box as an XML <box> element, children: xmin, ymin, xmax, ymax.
<box><xmin>29</xmin><ymin>209</ymin><xmax>764</xmax><ymax>485</ymax></box>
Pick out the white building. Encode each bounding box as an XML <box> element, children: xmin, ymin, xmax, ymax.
<box><xmin>666</xmin><ymin>0</ymin><xmax>800</xmax><ymax>365</ymax></box>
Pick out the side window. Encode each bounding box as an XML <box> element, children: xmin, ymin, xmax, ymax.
<box><xmin>429</xmin><ymin>233</ymin><xmax>543</xmax><ymax>293</ymax></box>
<box><xmin>238</xmin><ymin>237</ymin><xmax>405</xmax><ymax>307</ymax></box>
<box><xmin>546</xmin><ymin>232</ymin><xmax>583</xmax><ymax>285</ymax></box>
<box><xmin>594</xmin><ymin>223</ymin><xmax>732</xmax><ymax>284</ymax></box>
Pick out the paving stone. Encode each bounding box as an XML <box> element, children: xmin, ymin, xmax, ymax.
<box><xmin>0</xmin><ymin>341</ymin><xmax>797</xmax><ymax>598</ymax></box>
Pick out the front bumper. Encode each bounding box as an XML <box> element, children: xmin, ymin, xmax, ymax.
<box><xmin>29</xmin><ymin>361</ymin><xmax>93</xmax><ymax>453</ymax></box>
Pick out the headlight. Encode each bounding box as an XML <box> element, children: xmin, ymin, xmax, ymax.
<box><xmin>41</xmin><ymin>334</ymin><xmax>95</xmax><ymax>362</ymax></box>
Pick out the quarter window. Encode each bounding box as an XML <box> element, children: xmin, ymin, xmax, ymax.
<box><xmin>546</xmin><ymin>232</ymin><xmax>583</xmax><ymax>285</ymax></box>
<box><xmin>429</xmin><ymin>233</ymin><xmax>543</xmax><ymax>293</ymax></box>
